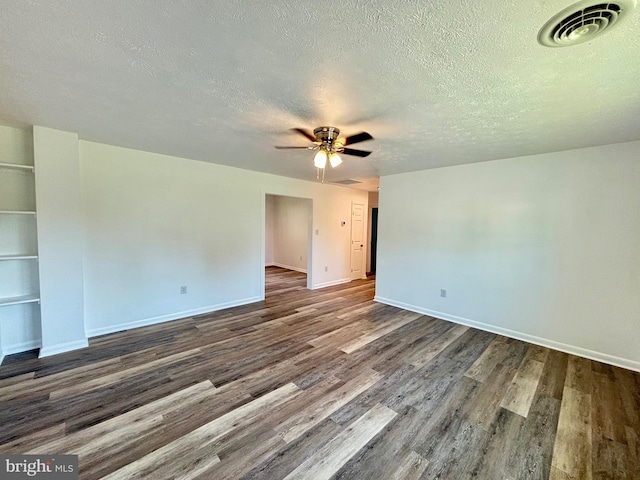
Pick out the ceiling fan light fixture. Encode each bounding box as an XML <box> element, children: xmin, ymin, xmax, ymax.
<box><xmin>314</xmin><ymin>150</ymin><xmax>327</xmax><ymax>169</ymax></box>
<box><xmin>275</xmin><ymin>126</ymin><xmax>374</xmax><ymax>180</ymax></box>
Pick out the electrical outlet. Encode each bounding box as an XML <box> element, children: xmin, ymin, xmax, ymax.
<box><xmin>325</xmin><ymin>266</ymin><xmax>328</xmax><ymax>272</ymax></box>
<box><xmin>440</xmin><ymin>289</ymin><xmax>446</xmax><ymax>298</ymax></box>
<box><xmin>180</xmin><ymin>286</ymin><xmax>187</xmax><ymax>294</ymax></box>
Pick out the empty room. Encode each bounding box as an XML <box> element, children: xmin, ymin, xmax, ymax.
<box><xmin>0</xmin><ymin>1</ymin><xmax>639</xmax><ymax>479</ymax></box>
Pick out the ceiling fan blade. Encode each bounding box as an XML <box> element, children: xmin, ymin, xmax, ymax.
<box><xmin>275</xmin><ymin>146</ymin><xmax>311</xmax><ymax>149</ymax></box>
<box><xmin>342</xmin><ymin>148</ymin><xmax>372</xmax><ymax>157</ymax></box>
<box><xmin>343</xmin><ymin>132</ymin><xmax>373</xmax><ymax>146</ymax></box>
<box><xmin>292</xmin><ymin>128</ymin><xmax>316</xmax><ymax>142</ymax></box>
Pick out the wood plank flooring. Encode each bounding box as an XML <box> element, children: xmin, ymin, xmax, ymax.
<box><xmin>1</xmin><ymin>266</ymin><xmax>639</xmax><ymax>479</ymax></box>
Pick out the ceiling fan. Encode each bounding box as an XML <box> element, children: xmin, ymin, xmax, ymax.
<box><xmin>275</xmin><ymin>126</ymin><xmax>374</xmax><ymax>182</ymax></box>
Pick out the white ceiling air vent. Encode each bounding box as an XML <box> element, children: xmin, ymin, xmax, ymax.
<box><xmin>538</xmin><ymin>0</ymin><xmax>633</xmax><ymax>47</ymax></box>
<box><xmin>333</xmin><ymin>179</ymin><xmax>362</xmax><ymax>185</ymax></box>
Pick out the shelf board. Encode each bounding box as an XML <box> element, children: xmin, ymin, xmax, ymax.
<box><xmin>0</xmin><ymin>294</ymin><xmax>40</xmax><ymax>307</ymax></box>
<box><xmin>0</xmin><ymin>254</ymin><xmax>38</xmax><ymax>261</ymax></box>
<box><xmin>0</xmin><ymin>210</ymin><xmax>36</xmax><ymax>215</ymax></box>
<box><xmin>0</xmin><ymin>162</ymin><xmax>34</xmax><ymax>172</ymax></box>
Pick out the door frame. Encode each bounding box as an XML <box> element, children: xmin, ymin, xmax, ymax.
<box><xmin>350</xmin><ymin>201</ymin><xmax>366</xmax><ymax>280</ymax></box>
<box><xmin>370</xmin><ymin>207</ymin><xmax>378</xmax><ymax>274</ymax></box>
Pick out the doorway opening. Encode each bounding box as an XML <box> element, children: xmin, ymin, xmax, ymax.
<box><xmin>369</xmin><ymin>207</ymin><xmax>378</xmax><ymax>275</ymax></box>
<box><xmin>264</xmin><ymin>194</ymin><xmax>313</xmax><ymax>298</ymax></box>
<box><xmin>366</xmin><ymin>190</ymin><xmax>379</xmax><ymax>277</ymax></box>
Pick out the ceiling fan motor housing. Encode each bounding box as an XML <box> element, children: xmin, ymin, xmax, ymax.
<box><xmin>274</xmin><ymin>126</ymin><xmax>372</xmax><ymax>160</ymax></box>
<box><xmin>314</xmin><ymin>126</ymin><xmax>341</xmax><ymax>149</ymax></box>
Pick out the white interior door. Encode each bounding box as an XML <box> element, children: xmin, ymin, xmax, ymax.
<box><xmin>350</xmin><ymin>202</ymin><xmax>365</xmax><ymax>280</ymax></box>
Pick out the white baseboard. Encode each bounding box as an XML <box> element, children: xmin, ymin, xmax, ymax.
<box><xmin>313</xmin><ymin>277</ymin><xmax>352</xmax><ymax>290</ymax></box>
<box><xmin>39</xmin><ymin>338</ymin><xmax>89</xmax><ymax>358</ymax></box>
<box><xmin>270</xmin><ymin>263</ymin><xmax>307</xmax><ymax>274</ymax></box>
<box><xmin>374</xmin><ymin>296</ymin><xmax>640</xmax><ymax>373</ymax></box>
<box><xmin>2</xmin><ymin>339</ymin><xmax>42</xmax><ymax>356</ymax></box>
<box><xmin>85</xmin><ymin>296</ymin><xmax>263</xmax><ymax>338</ymax></box>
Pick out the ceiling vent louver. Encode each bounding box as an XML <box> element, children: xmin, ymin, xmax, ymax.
<box><xmin>333</xmin><ymin>179</ymin><xmax>362</xmax><ymax>185</ymax></box>
<box><xmin>538</xmin><ymin>0</ymin><xmax>633</xmax><ymax>47</ymax></box>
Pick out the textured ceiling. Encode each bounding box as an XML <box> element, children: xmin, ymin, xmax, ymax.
<box><xmin>1</xmin><ymin>1</ymin><xmax>639</xmax><ymax>190</ymax></box>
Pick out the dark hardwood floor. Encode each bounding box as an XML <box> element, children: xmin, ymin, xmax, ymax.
<box><xmin>1</xmin><ymin>266</ymin><xmax>638</xmax><ymax>479</ymax></box>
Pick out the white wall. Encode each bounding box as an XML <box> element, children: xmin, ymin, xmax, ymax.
<box><xmin>376</xmin><ymin>141</ymin><xmax>640</xmax><ymax>371</ymax></box>
<box><xmin>80</xmin><ymin>140</ymin><xmax>367</xmax><ymax>337</ymax></box>
<box><xmin>265</xmin><ymin>195</ymin><xmax>275</xmax><ymax>265</ymax></box>
<box><xmin>34</xmin><ymin>127</ymin><xmax>88</xmax><ymax>357</ymax></box>
<box><xmin>269</xmin><ymin>195</ymin><xmax>310</xmax><ymax>273</ymax></box>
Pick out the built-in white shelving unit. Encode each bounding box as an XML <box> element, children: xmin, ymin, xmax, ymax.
<box><xmin>0</xmin><ymin>127</ymin><xmax>42</xmax><ymax>359</ymax></box>
<box><xmin>0</xmin><ymin>254</ymin><xmax>39</xmax><ymax>261</ymax></box>
<box><xmin>0</xmin><ymin>294</ymin><xmax>40</xmax><ymax>307</ymax></box>
<box><xmin>0</xmin><ymin>162</ymin><xmax>34</xmax><ymax>172</ymax></box>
